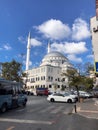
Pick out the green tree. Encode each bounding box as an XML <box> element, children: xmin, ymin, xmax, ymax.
<box><xmin>62</xmin><ymin>68</ymin><xmax>94</xmax><ymax>101</ymax></box>
<box><xmin>2</xmin><ymin>60</ymin><xmax>23</xmax><ymax>82</ymax></box>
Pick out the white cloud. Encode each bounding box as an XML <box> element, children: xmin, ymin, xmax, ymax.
<box><xmin>35</xmin><ymin>19</ymin><xmax>71</xmax><ymax>40</ymax></box>
<box><xmin>3</xmin><ymin>44</ymin><xmax>12</xmax><ymax>50</ymax></box>
<box><xmin>30</xmin><ymin>38</ymin><xmax>42</xmax><ymax>47</ymax></box>
<box><xmin>72</xmin><ymin>18</ymin><xmax>91</xmax><ymax>41</ymax></box>
<box><xmin>51</xmin><ymin>41</ymin><xmax>88</xmax><ymax>55</ymax></box>
<box><xmin>87</xmin><ymin>54</ymin><xmax>94</xmax><ymax>59</ymax></box>
<box><xmin>18</xmin><ymin>36</ymin><xmax>26</xmax><ymax>44</ymax></box>
<box><xmin>34</xmin><ymin>18</ymin><xmax>91</xmax><ymax>41</ymax></box>
<box><xmin>67</xmin><ymin>54</ymin><xmax>82</xmax><ymax>63</ymax></box>
<box><xmin>18</xmin><ymin>36</ymin><xmax>42</xmax><ymax>47</ymax></box>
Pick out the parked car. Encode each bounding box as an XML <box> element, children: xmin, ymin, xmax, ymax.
<box><xmin>64</xmin><ymin>92</ymin><xmax>78</xmax><ymax>101</ymax></box>
<box><xmin>26</xmin><ymin>89</ymin><xmax>34</xmax><ymax>95</ymax></box>
<box><xmin>74</xmin><ymin>91</ymin><xmax>92</xmax><ymax>98</ymax></box>
<box><xmin>92</xmin><ymin>88</ymin><xmax>98</xmax><ymax>98</ymax></box>
<box><xmin>47</xmin><ymin>93</ymin><xmax>76</xmax><ymax>103</ymax></box>
<box><xmin>36</xmin><ymin>88</ymin><xmax>49</xmax><ymax>96</ymax></box>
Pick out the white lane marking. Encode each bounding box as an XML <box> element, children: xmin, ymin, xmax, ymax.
<box><xmin>0</xmin><ymin>118</ymin><xmax>52</xmax><ymax>125</ymax></box>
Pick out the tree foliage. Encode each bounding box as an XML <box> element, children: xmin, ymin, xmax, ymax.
<box><xmin>2</xmin><ymin>60</ymin><xmax>23</xmax><ymax>82</ymax></box>
<box><xmin>63</xmin><ymin>68</ymin><xmax>94</xmax><ymax>91</ymax></box>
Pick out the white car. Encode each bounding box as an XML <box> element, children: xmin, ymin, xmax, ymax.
<box><xmin>74</xmin><ymin>91</ymin><xmax>91</xmax><ymax>98</ymax></box>
<box><xmin>64</xmin><ymin>92</ymin><xmax>78</xmax><ymax>101</ymax></box>
<box><xmin>47</xmin><ymin>93</ymin><xmax>76</xmax><ymax>103</ymax></box>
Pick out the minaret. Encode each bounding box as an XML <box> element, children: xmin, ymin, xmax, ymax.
<box><xmin>26</xmin><ymin>32</ymin><xmax>31</xmax><ymax>70</ymax></box>
<box><xmin>47</xmin><ymin>42</ymin><xmax>51</xmax><ymax>53</ymax></box>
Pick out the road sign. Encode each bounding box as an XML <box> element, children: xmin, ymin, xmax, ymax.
<box><xmin>95</xmin><ymin>62</ymin><xmax>98</xmax><ymax>73</ymax></box>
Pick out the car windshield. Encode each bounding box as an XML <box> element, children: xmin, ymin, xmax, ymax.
<box><xmin>53</xmin><ymin>93</ymin><xmax>64</xmax><ymax>96</ymax></box>
<box><xmin>64</xmin><ymin>93</ymin><xmax>70</xmax><ymax>96</ymax></box>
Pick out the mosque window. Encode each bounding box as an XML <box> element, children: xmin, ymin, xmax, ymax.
<box><xmin>31</xmin><ymin>86</ymin><xmax>34</xmax><ymax>89</ymax></box>
<box><xmin>43</xmin><ymin>85</ymin><xmax>45</xmax><ymax>88</ymax></box>
<box><xmin>48</xmin><ymin>76</ymin><xmax>50</xmax><ymax>81</ymax></box>
<box><xmin>58</xmin><ymin>85</ymin><xmax>60</xmax><ymax>88</ymax></box>
<box><xmin>41</xmin><ymin>76</ymin><xmax>45</xmax><ymax>80</ymax></box>
<box><xmin>51</xmin><ymin>77</ymin><xmax>53</xmax><ymax>81</ymax></box>
<box><xmin>49</xmin><ymin>85</ymin><xmax>51</xmax><ymax>88</ymax></box>
<box><xmin>58</xmin><ymin>78</ymin><xmax>60</xmax><ymax>81</ymax></box>
<box><xmin>44</xmin><ymin>76</ymin><xmax>45</xmax><ymax>80</ymax></box>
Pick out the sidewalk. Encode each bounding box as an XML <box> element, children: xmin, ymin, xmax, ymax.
<box><xmin>73</xmin><ymin>98</ymin><xmax>98</xmax><ymax>119</ymax></box>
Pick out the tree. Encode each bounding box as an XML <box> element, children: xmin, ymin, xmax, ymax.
<box><xmin>62</xmin><ymin>68</ymin><xmax>94</xmax><ymax>101</ymax></box>
<box><xmin>1</xmin><ymin>60</ymin><xmax>23</xmax><ymax>82</ymax></box>
<box><xmin>75</xmin><ymin>62</ymin><xmax>94</xmax><ymax>76</ymax></box>
<box><xmin>83</xmin><ymin>62</ymin><xmax>94</xmax><ymax>76</ymax></box>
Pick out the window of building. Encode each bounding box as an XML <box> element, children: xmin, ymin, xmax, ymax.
<box><xmin>49</xmin><ymin>85</ymin><xmax>52</xmax><ymax>88</ymax></box>
<box><xmin>58</xmin><ymin>78</ymin><xmax>60</xmax><ymax>81</ymax></box>
<box><xmin>58</xmin><ymin>85</ymin><xmax>60</xmax><ymax>88</ymax></box>
<box><xmin>51</xmin><ymin>77</ymin><xmax>53</xmax><ymax>81</ymax></box>
<box><xmin>43</xmin><ymin>85</ymin><xmax>45</xmax><ymax>88</ymax></box>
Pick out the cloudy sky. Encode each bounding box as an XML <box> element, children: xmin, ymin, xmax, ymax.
<box><xmin>0</xmin><ymin>0</ymin><xmax>95</xmax><ymax>70</ymax></box>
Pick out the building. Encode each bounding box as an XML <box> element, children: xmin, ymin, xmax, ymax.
<box><xmin>24</xmin><ymin>33</ymin><xmax>74</xmax><ymax>95</ymax></box>
<box><xmin>90</xmin><ymin>0</ymin><xmax>98</xmax><ymax>73</ymax></box>
<box><xmin>90</xmin><ymin>0</ymin><xmax>98</xmax><ymax>85</ymax></box>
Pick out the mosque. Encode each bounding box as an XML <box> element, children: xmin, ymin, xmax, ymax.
<box><xmin>24</xmin><ymin>33</ymin><xmax>74</xmax><ymax>94</ymax></box>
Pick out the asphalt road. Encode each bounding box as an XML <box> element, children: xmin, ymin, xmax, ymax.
<box><xmin>0</xmin><ymin>96</ymin><xmax>98</xmax><ymax>130</ymax></box>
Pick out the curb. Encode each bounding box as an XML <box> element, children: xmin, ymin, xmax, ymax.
<box><xmin>72</xmin><ymin>105</ymin><xmax>98</xmax><ymax>120</ymax></box>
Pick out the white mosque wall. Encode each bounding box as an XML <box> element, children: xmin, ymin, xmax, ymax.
<box><xmin>24</xmin><ymin>64</ymin><xmax>69</xmax><ymax>94</ymax></box>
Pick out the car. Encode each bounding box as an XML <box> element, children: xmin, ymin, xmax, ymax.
<box><xmin>74</xmin><ymin>91</ymin><xmax>92</xmax><ymax>98</ymax></box>
<box><xmin>64</xmin><ymin>92</ymin><xmax>78</xmax><ymax>101</ymax></box>
<box><xmin>26</xmin><ymin>89</ymin><xmax>34</xmax><ymax>95</ymax></box>
<box><xmin>47</xmin><ymin>93</ymin><xmax>76</xmax><ymax>103</ymax></box>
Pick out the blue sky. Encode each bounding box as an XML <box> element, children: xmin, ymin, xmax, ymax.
<box><xmin>0</xmin><ymin>0</ymin><xmax>96</xmax><ymax>70</ymax></box>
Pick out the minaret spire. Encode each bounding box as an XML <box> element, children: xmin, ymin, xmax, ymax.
<box><xmin>26</xmin><ymin>32</ymin><xmax>31</xmax><ymax>70</ymax></box>
<box><xmin>47</xmin><ymin>42</ymin><xmax>51</xmax><ymax>53</ymax></box>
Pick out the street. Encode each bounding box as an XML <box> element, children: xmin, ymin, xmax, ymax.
<box><xmin>0</xmin><ymin>96</ymin><xmax>98</xmax><ymax>130</ymax></box>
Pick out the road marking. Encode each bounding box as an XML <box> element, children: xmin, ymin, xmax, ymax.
<box><xmin>6</xmin><ymin>126</ymin><xmax>15</xmax><ymax>130</ymax></box>
<box><xmin>79</xmin><ymin>110</ymin><xmax>98</xmax><ymax>113</ymax></box>
<box><xmin>0</xmin><ymin>118</ymin><xmax>52</xmax><ymax>125</ymax></box>
<box><xmin>77</xmin><ymin>106</ymin><xmax>98</xmax><ymax>113</ymax></box>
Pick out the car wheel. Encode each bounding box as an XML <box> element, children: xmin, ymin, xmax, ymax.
<box><xmin>1</xmin><ymin>103</ymin><xmax>7</xmax><ymax>113</ymax></box>
<box><xmin>23</xmin><ymin>99</ymin><xmax>27</xmax><ymax>107</ymax></box>
<box><xmin>50</xmin><ymin>98</ymin><xmax>55</xmax><ymax>102</ymax></box>
<box><xmin>67</xmin><ymin>99</ymin><xmax>72</xmax><ymax>103</ymax></box>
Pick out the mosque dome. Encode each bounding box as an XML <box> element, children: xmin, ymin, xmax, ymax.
<box><xmin>40</xmin><ymin>51</ymin><xmax>69</xmax><ymax>67</ymax></box>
